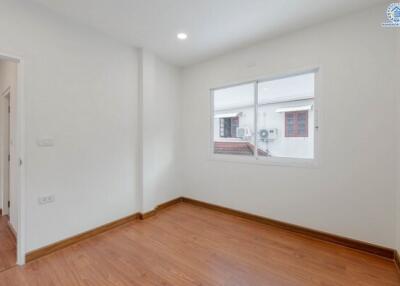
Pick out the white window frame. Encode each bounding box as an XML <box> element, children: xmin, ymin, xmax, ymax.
<box><xmin>209</xmin><ymin>68</ymin><xmax>320</xmax><ymax>168</ymax></box>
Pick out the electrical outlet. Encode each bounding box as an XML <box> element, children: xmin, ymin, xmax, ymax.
<box><xmin>38</xmin><ymin>195</ymin><xmax>55</xmax><ymax>205</ymax></box>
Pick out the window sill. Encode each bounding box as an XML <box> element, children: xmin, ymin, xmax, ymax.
<box><xmin>209</xmin><ymin>153</ymin><xmax>319</xmax><ymax>169</ymax></box>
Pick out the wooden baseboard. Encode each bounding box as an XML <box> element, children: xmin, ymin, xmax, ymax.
<box><xmin>25</xmin><ymin>212</ymin><xmax>141</xmax><ymax>263</ymax></box>
<box><xmin>25</xmin><ymin>197</ymin><xmax>183</xmax><ymax>263</ymax></box>
<box><xmin>181</xmin><ymin>197</ymin><xmax>395</xmax><ymax>260</ymax></box>
<box><xmin>140</xmin><ymin>210</ymin><xmax>156</xmax><ymax>219</ymax></box>
<box><xmin>395</xmin><ymin>250</ymin><xmax>400</xmax><ymax>273</ymax></box>
<box><xmin>140</xmin><ymin>197</ymin><xmax>183</xmax><ymax>219</ymax></box>
<box><xmin>24</xmin><ymin>196</ymin><xmax>397</xmax><ymax>265</ymax></box>
<box><xmin>157</xmin><ymin>197</ymin><xmax>183</xmax><ymax>211</ymax></box>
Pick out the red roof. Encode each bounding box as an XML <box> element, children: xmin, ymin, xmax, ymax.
<box><xmin>214</xmin><ymin>142</ymin><xmax>269</xmax><ymax>156</ymax></box>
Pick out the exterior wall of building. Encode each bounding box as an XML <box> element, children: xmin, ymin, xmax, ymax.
<box><xmin>214</xmin><ymin>99</ymin><xmax>314</xmax><ymax>159</ymax></box>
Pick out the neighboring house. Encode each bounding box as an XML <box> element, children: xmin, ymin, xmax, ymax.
<box><xmin>214</xmin><ymin>98</ymin><xmax>314</xmax><ymax>159</ymax></box>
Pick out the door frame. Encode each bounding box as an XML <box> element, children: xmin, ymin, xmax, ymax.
<box><xmin>0</xmin><ymin>51</ymin><xmax>26</xmax><ymax>265</ymax></box>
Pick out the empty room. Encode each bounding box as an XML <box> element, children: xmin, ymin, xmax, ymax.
<box><xmin>0</xmin><ymin>0</ymin><xmax>399</xmax><ymax>285</ymax></box>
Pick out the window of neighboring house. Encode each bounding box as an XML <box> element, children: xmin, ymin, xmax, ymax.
<box><xmin>212</xmin><ymin>70</ymin><xmax>318</xmax><ymax>163</ymax></box>
<box><xmin>219</xmin><ymin>117</ymin><xmax>239</xmax><ymax>138</ymax></box>
<box><xmin>213</xmin><ymin>82</ymin><xmax>255</xmax><ymax>156</ymax></box>
<box><xmin>285</xmin><ymin>111</ymin><xmax>308</xmax><ymax>137</ymax></box>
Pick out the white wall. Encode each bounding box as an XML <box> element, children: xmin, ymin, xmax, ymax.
<box><xmin>0</xmin><ymin>0</ymin><xmax>140</xmax><ymax>252</ymax></box>
<box><xmin>139</xmin><ymin>50</ymin><xmax>182</xmax><ymax>212</ymax></box>
<box><xmin>0</xmin><ymin>0</ymin><xmax>396</xmax><ymax>255</ymax></box>
<box><xmin>181</xmin><ymin>4</ymin><xmax>397</xmax><ymax>247</ymax></box>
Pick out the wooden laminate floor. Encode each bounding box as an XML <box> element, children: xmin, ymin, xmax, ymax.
<box><xmin>0</xmin><ymin>215</ymin><xmax>16</xmax><ymax>273</ymax></box>
<box><xmin>0</xmin><ymin>203</ymin><xmax>399</xmax><ymax>285</ymax></box>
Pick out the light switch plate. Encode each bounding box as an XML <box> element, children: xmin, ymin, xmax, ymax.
<box><xmin>37</xmin><ymin>138</ymin><xmax>55</xmax><ymax>147</ymax></box>
<box><xmin>38</xmin><ymin>195</ymin><xmax>55</xmax><ymax>205</ymax></box>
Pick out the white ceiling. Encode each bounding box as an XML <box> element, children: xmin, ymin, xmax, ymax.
<box><xmin>29</xmin><ymin>0</ymin><xmax>388</xmax><ymax>66</ymax></box>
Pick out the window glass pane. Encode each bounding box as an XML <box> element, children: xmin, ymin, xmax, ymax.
<box><xmin>257</xmin><ymin>73</ymin><xmax>315</xmax><ymax>159</ymax></box>
<box><xmin>213</xmin><ymin>83</ymin><xmax>255</xmax><ymax>156</ymax></box>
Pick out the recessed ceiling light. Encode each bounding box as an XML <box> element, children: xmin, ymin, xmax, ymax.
<box><xmin>177</xmin><ymin>33</ymin><xmax>188</xmax><ymax>40</ymax></box>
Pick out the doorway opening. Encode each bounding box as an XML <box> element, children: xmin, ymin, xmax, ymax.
<box><xmin>0</xmin><ymin>54</ymin><xmax>24</xmax><ymax>269</ymax></box>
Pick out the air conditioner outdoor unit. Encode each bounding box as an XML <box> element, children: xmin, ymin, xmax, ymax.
<box><xmin>259</xmin><ymin>128</ymin><xmax>278</xmax><ymax>141</ymax></box>
<box><xmin>237</xmin><ymin>127</ymin><xmax>251</xmax><ymax>138</ymax></box>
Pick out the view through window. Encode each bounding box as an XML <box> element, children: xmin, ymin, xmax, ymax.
<box><xmin>213</xmin><ymin>83</ymin><xmax>255</xmax><ymax>156</ymax></box>
<box><xmin>212</xmin><ymin>72</ymin><xmax>316</xmax><ymax>160</ymax></box>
